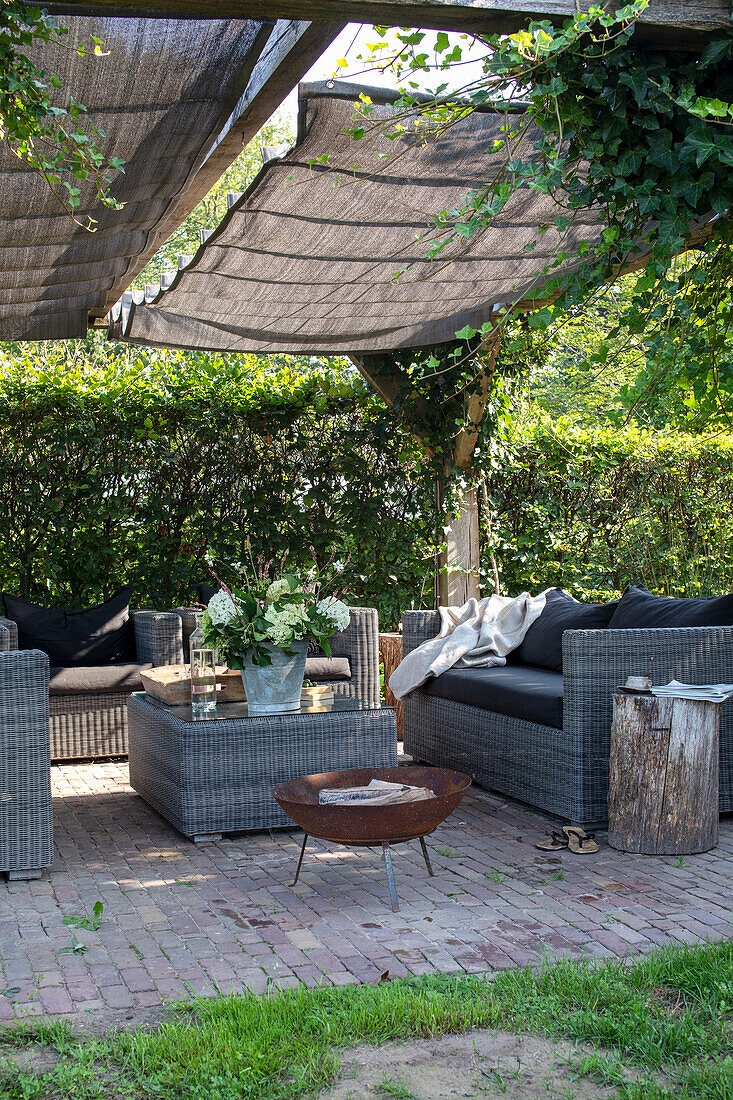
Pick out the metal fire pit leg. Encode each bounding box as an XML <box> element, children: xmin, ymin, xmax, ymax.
<box><xmin>419</xmin><ymin>836</ymin><xmax>435</xmax><ymax>877</ymax></box>
<box><xmin>382</xmin><ymin>842</ymin><xmax>400</xmax><ymax>912</ymax></box>
<box><xmin>291</xmin><ymin>832</ymin><xmax>309</xmax><ymax>887</ymax></box>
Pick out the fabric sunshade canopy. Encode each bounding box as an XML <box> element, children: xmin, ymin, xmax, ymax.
<box><xmin>0</xmin><ymin>15</ymin><xmax>338</xmax><ymax>342</ymax></box>
<box><xmin>110</xmin><ymin>81</ymin><xmax>605</xmax><ymax>354</ymax></box>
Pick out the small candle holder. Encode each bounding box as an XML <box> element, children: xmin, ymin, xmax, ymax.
<box><xmin>624</xmin><ymin>675</ymin><xmax>653</xmax><ymax>692</ymax></box>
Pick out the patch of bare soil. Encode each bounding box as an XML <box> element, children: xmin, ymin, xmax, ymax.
<box><xmin>323</xmin><ymin>1029</ymin><xmax>617</xmax><ymax>1099</ymax></box>
<box><xmin>69</xmin><ymin>1004</ymin><xmax>172</xmax><ymax>1036</ymax></box>
<box><xmin>648</xmin><ymin>986</ymin><xmax>689</xmax><ymax>1016</ymax></box>
<box><xmin>0</xmin><ymin>1044</ymin><xmax>60</xmax><ymax>1075</ymax></box>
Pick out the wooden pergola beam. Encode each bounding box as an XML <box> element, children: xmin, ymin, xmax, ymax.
<box><xmin>349</xmin><ymin>353</ymin><xmax>407</xmax><ymax>409</ymax></box>
<box><xmin>350</xmin><ymin>353</ymin><xmax>433</xmax><ymax>438</ymax></box>
<box><xmin>48</xmin><ymin>0</ymin><xmax>729</xmax><ymax>48</ymax></box>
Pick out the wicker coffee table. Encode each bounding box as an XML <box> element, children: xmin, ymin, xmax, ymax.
<box><xmin>126</xmin><ymin>692</ymin><xmax>397</xmax><ymax>841</ymax></box>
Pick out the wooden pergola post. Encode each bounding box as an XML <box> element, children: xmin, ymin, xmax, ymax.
<box><xmin>436</xmin><ymin>327</ymin><xmax>500</xmax><ymax>605</ymax></box>
<box><xmin>434</xmin><ymin>477</ymin><xmax>480</xmax><ymax>605</ymax></box>
<box><xmin>353</xmin><ymin>326</ymin><xmax>501</xmax><ymax>608</ymax></box>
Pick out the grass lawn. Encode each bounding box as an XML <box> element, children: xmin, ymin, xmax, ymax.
<box><xmin>0</xmin><ymin>939</ymin><xmax>731</xmax><ymax>1099</ymax></box>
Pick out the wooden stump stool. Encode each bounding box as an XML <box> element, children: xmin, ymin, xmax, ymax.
<box><xmin>608</xmin><ymin>691</ymin><xmax>720</xmax><ymax>855</ymax></box>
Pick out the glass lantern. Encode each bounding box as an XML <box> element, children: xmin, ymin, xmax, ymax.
<box><xmin>189</xmin><ymin>613</ymin><xmax>217</xmax><ymax>716</ymax></box>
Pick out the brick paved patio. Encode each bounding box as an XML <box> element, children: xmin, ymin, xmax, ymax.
<box><xmin>1</xmin><ymin>761</ymin><xmax>731</xmax><ymax>1021</ymax></box>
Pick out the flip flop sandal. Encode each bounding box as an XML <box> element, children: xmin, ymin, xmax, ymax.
<box><xmin>535</xmin><ymin>831</ymin><xmax>568</xmax><ymax>852</ymax></box>
<box><xmin>562</xmin><ymin>825</ymin><xmax>599</xmax><ymax>854</ymax></box>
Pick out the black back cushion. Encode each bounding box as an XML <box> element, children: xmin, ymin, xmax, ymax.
<box><xmin>195</xmin><ymin>583</ymin><xmax>218</xmax><ymax>607</ymax></box>
<box><xmin>2</xmin><ymin>585</ymin><xmax>135</xmax><ymax>667</ymax></box>
<box><xmin>514</xmin><ymin>588</ymin><xmax>616</xmax><ymax>673</ymax></box>
<box><xmin>608</xmin><ymin>585</ymin><xmax>733</xmax><ymax>629</ymax></box>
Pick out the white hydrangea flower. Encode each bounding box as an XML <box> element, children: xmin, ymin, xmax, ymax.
<box><xmin>317</xmin><ymin>596</ymin><xmax>350</xmax><ymax>631</ymax></box>
<box><xmin>265</xmin><ymin>601</ymin><xmax>309</xmax><ymax>644</ymax></box>
<box><xmin>266</xmin><ymin>577</ymin><xmax>290</xmax><ymax>602</ymax></box>
<box><xmin>207</xmin><ymin>589</ymin><xmax>238</xmax><ymax>626</ymax></box>
<box><xmin>267</xmin><ymin>619</ymin><xmax>294</xmax><ymax>646</ymax></box>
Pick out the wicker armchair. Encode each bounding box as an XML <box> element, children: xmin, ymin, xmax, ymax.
<box><xmin>0</xmin><ymin>631</ymin><xmax>53</xmax><ymax>879</ymax></box>
<box><xmin>174</xmin><ymin>605</ymin><xmax>381</xmax><ymax>708</ymax></box>
<box><xmin>0</xmin><ymin>611</ymin><xmax>183</xmax><ymax>762</ymax></box>
<box><xmin>401</xmin><ymin>610</ymin><xmax>733</xmax><ymax>825</ymax></box>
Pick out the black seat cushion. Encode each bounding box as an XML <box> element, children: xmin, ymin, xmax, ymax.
<box><xmin>2</xmin><ymin>586</ymin><xmax>136</xmax><ymax>667</ymax></box>
<box><xmin>609</xmin><ymin>584</ymin><xmax>733</xmax><ymax>629</ymax></box>
<box><xmin>423</xmin><ymin>664</ymin><xmax>563</xmax><ymax>729</ymax></box>
<box><xmin>304</xmin><ymin>656</ymin><xmax>351</xmax><ymax>682</ymax></box>
<box><xmin>49</xmin><ymin>662</ymin><xmax>153</xmax><ymax>696</ymax></box>
<box><xmin>513</xmin><ymin>588</ymin><xmax>616</xmax><ymax>673</ymax></box>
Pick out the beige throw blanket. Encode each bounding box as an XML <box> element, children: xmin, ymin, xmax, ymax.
<box><xmin>389</xmin><ymin>592</ymin><xmax>548</xmax><ymax>700</ymax></box>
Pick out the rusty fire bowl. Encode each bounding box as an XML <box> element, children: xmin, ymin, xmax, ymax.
<box><xmin>273</xmin><ymin>765</ymin><xmax>471</xmax><ymax>845</ymax></box>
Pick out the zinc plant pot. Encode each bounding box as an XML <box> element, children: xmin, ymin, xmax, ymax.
<box><xmin>240</xmin><ymin>640</ymin><xmax>309</xmax><ymax>716</ymax></box>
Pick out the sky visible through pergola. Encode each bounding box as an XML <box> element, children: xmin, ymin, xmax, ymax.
<box><xmin>283</xmin><ymin>23</ymin><xmax>489</xmax><ymax>123</ymax></box>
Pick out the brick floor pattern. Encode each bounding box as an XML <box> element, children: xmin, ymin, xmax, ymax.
<box><xmin>0</xmin><ymin>762</ymin><xmax>731</xmax><ymax>1020</ymax></box>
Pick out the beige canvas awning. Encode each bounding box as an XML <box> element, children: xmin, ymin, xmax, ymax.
<box><xmin>110</xmin><ymin>81</ymin><xmax>606</xmax><ymax>354</ymax></box>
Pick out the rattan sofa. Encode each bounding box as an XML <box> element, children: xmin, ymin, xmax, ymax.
<box><xmin>0</xmin><ymin>611</ymin><xmax>183</xmax><ymax>761</ymax></box>
<box><xmin>0</xmin><ymin>633</ymin><xmax>52</xmax><ymax>879</ymax></box>
<box><xmin>0</xmin><ymin>606</ymin><xmax>380</xmax><ymax>763</ymax></box>
<box><xmin>401</xmin><ymin>610</ymin><xmax>733</xmax><ymax>825</ymax></box>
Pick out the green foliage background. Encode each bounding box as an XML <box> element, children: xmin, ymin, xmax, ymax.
<box><xmin>0</xmin><ymin>338</ymin><xmax>437</xmax><ymax>628</ymax></box>
<box><xmin>2</xmin><ymin>336</ymin><xmax>732</xmax><ymax>628</ymax></box>
<box><xmin>487</xmin><ymin>415</ymin><xmax>733</xmax><ymax>601</ymax></box>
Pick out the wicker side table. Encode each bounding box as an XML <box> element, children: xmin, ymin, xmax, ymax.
<box><xmin>127</xmin><ymin>693</ymin><xmax>398</xmax><ymax>841</ymax></box>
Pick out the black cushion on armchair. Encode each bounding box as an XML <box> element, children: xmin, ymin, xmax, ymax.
<box><xmin>49</xmin><ymin>663</ymin><xmax>153</xmax><ymax>696</ymax></box>
<box><xmin>423</xmin><ymin>664</ymin><xmax>564</xmax><ymax>729</ymax></box>
<box><xmin>2</xmin><ymin>586</ymin><xmax>136</xmax><ymax>666</ymax></box>
<box><xmin>304</xmin><ymin>656</ymin><xmax>351</xmax><ymax>682</ymax></box>
<box><xmin>194</xmin><ymin>582</ymin><xmax>217</xmax><ymax>607</ymax></box>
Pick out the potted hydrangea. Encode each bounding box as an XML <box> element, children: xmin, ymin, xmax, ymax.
<box><xmin>199</xmin><ymin>556</ymin><xmax>350</xmax><ymax>715</ymax></box>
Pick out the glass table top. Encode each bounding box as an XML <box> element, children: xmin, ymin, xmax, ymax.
<box><xmin>133</xmin><ymin>690</ymin><xmax>390</xmax><ymax>722</ymax></box>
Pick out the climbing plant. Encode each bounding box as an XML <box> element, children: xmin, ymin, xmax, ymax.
<box><xmin>0</xmin><ymin>1</ymin><xmax>123</xmax><ymax>226</ymax></box>
<box><xmin>342</xmin><ymin>2</ymin><xmax>733</xmax><ymax>429</ymax></box>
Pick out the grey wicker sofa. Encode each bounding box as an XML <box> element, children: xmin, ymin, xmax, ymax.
<box><xmin>0</xmin><ymin>612</ymin><xmax>183</xmax><ymax>761</ymax></box>
<box><xmin>401</xmin><ymin>610</ymin><xmax>733</xmax><ymax>825</ymax></box>
<box><xmin>0</xmin><ymin>633</ymin><xmax>52</xmax><ymax>879</ymax></box>
<box><xmin>0</xmin><ymin>605</ymin><xmax>379</xmax><ymax>764</ymax></box>
<box><xmin>174</xmin><ymin>605</ymin><xmax>381</xmax><ymax>708</ymax></box>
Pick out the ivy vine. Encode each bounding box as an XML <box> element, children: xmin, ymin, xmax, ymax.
<box><xmin>346</xmin><ymin>2</ymin><xmax>733</xmax><ymax>435</ymax></box>
<box><xmin>0</xmin><ymin>1</ymin><xmax>124</xmax><ymax>227</ymax></box>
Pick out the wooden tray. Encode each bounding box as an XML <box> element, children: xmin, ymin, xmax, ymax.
<box><xmin>140</xmin><ymin>664</ymin><xmax>246</xmax><ymax>705</ymax></box>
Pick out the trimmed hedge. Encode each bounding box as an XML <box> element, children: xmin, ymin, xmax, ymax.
<box><xmin>0</xmin><ymin>347</ymin><xmax>437</xmax><ymax>629</ymax></box>
<box><xmin>2</xmin><ymin>345</ymin><xmax>732</xmax><ymax>629</ymax></box>
<box><xmin>487</xmin><ymin>415</ymin><xmax>733</xmax><ymax>601</ymax></box>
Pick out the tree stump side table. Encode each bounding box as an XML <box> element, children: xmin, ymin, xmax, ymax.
<box><xmin>608</xmin><ymin>691</ymin><xmax>720</xmax><ymax>855</ymax></box>
<box><xmin>379</xmin><ymin>632</ymin><xmax>403</xmax><ymax>740</ymax></box>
